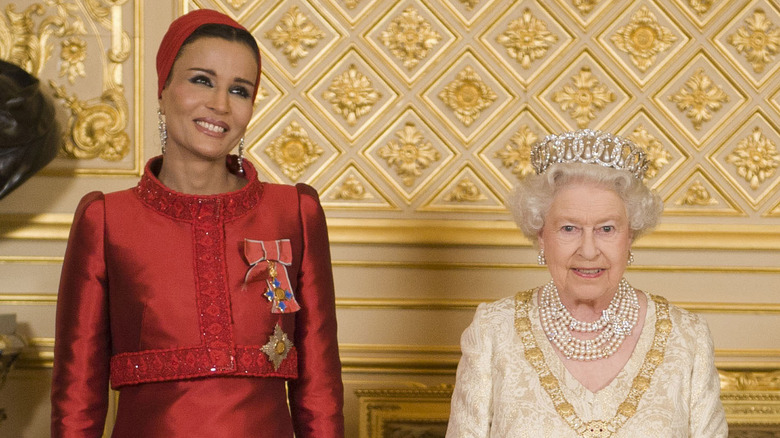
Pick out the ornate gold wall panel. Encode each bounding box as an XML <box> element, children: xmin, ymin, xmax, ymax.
<box><xmin>1</xmin><ymin>0</ymin><xmax>141</xmax><ymax>175</ymax></box>
<box><xmin>1</xmin><ymin>0</ymin><xmax>779</xmax><ymax>240</ymax></box>
<box><xmin>1</xmin><ymin>1</ymin><xmax>780</xmax><ymax>436</ymax></box>
<box><xmin>168</xmin><ymin>0</ymin><xmax>780</xmax><ymax>227</ymax></box>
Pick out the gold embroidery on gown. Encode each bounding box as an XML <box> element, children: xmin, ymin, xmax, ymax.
<box><xmin>514</xmin><ymin>289</ymin><xmax>672</xmax><ymax>438</ymax></box>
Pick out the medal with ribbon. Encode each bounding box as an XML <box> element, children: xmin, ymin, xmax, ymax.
<box><xmin>244</xmin><ymin>239</ymin><xmax>300</xmax><ymax>314</ymax></box>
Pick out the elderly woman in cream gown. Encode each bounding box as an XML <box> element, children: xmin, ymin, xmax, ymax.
<box><xmin>446</xmin><ymin>129</ymin><xmax>727</xmax><ymax>438</ymax></box>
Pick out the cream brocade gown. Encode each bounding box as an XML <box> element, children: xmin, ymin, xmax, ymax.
<box><xmin>446</xmin><ymin>289</ymin><xmax>727</xmax><ymax>438</ymax></box>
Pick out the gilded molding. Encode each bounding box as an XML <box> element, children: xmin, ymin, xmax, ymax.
<box><xmin>609</xmin><ymin>5</ymin><xmax>676</xmax><ymax>73</ymax></box>
<box><xmin>265</xmin><ymin>5</ymin><xmax>325</xmax><ymax>67</ymax></box>
<box><xmin>378</xmin><ymin>123</ymin><xmax>440</xmax><ymax>187</ymax></box>
<box><xmin>322</xmin><ymin>63</ymin><xmax>381</xmax><ymax>126</ymax></box>
<box><xmin>664</xmin><ymin>166</ymin><xmax>745</xmax><ymax>216</ymax></box>
<box><xmin>688</xmin><ymin>0</ymin><xmax>713</xmax><ymax>15</ymax></box>
<box><xmin>675</xmin><ymin>180</ymin><xmax>719</xmax><ymax>206</ymax></box>
<box><xmin>0</xmin><ymin>294</ymin><xmax>57</xmax><ymax>305</ymax></box>
<box><xmin>457</xmin><ymin>0</ymin><xmax>479</xmax><ymax>11</ymax></box>
<box><xmin>725</xmin><ymin>127</ymin><xmax>780</xmax><ymax>191</ymax></box>
<box><xmin>0</xmin><ymin>256</ymin><xmax>62</xmax><ymax>264</ymax></box>
<box><xmin>572</xmin><ymin>0</ymin><xmax>600</xmax><ymax>15</ymax></box>
<box><xmin>1</xmin><ymin>0</ymin><xmax>131</xmax><ymax>162</ymax></box>
<box><xmin>51</xmin><ymin>82</ymin><xmax>130</xmax><ymax>160</ymax></box>
<box><xmin>419</xmin><ymin>164</ymin><xmax>505</xmax><ymax>212</ymax></box>
<box><xmin>708</xmin><ymin>110</ymin><xmax>780</xmax><ymax>209</ymax></box>
<box><xmin>332</xmin><ymin>175</ymin><xmax>372</xmax><ymax>201</ymax></box>
<box><xmin>319</xmin><ymin>161</ymin><xmax>397</xmax><ymax>209</ymax></box>
<box><xmin>357</xmin><ymin>386</ymin><xmax>452</xmax><ymax>438</ymax></box>
<box><xmin>552</xmin><ymin>66</ymin><xmax>615</xmax><ymax>128</ymax></box>
<box><xmin>496</xmin><ymin>8</ymin><xmax>557</xmax><ymax>69</ymax></box>
<box><xmin>443</xmin><ymin>177</ymin><xmax>486</xmax><ymax>202</ymax></box>
<box><xmin>264</xmin><ymin>120</ymin><xmax>324</xmax><ymax>181</ymax></box>
<box><xmin>495</xmin><ymin>124</ymin><xmax>537</xmax><ymax>179</ymax></box>
<box><xmin>355</xmin><ymin>385</ymin><xmax>455</xmax><ymax>398</ymax></box>
<box><xmin>721</xmin><ymin>370</ymin><xmax>780</xmax><ymax>392</ymax></box>
<box><xmin>627</xmin><ymin>124</ymin><xmax>671</xmax><ymax>180</ymax></box>
<box><xmin>438</xmin><ymin>65</ymin><xmax>497</xmax><ymax>127</ymax></box>
<box><xmin>669</xmin><ymin>68</ymin><xmax>729</xmax><ymax>131</ymax></box>
<box><xmin>379</xmin><ymin>6</ymin><xmax>441</xmax><ymax>70</ymax></box>
<box><xmin>0</xmin><ymin>1</ymin><xmax>83</xmax><ymax>78</ymax></box>
<box><xmin>728</xmin><ymin>9</ymin><xmax>780</xmax><ymax>74</ymax></box>
<box><xmin>226</xmin><ymin>0</ymin><xmax>248</xmax><ymax>9</ymax></box>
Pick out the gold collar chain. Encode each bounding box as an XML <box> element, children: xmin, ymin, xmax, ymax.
<box><xmin>514</xmin><ymin>288</ymin><xmax>672</xmax><ymax>437</ymax></box>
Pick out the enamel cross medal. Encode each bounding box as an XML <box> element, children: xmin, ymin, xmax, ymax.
<box><xmin>264</xmin><ymin>260</ymin><xmax>300</xmax><ymax>313</ymax></box>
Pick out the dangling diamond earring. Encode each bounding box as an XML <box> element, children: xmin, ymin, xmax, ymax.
<box><xmin>237</xmin><ymin>137</ymin><xmax>245</xmax><ymax>174</ymax></box>
<box><xmin>628</xmin><ymin>250</ymin><xmax>634</xmax><ymax>266</ymax></box>
<box><xmin>158</xmin><ymin>108</ymin><xmax>167</xmax><ymax>154</ymax></box>
<box><xmin>538</xmin><ymin>248</ymin><xmax>546</xmax><ymax>265</ymax></box>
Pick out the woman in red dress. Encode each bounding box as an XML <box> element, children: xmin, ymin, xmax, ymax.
<box><xmin>51</xmin><ymin>9</ymin><xmax>344</xmax><ymax>437</ymax></box>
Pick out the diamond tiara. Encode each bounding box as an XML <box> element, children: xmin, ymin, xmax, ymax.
<box><xmin>530</xmin><ymin>129</ymin><xmax>649</xmax><ymax>179</ymax></box>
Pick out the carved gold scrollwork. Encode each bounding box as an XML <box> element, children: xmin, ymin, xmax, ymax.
<box><xmin>444</xmin><ymin>178</ymin><xmax>486</xmax><ymax>202</ymax></box>
<box><xmin>379</xmin><ymin>123</ymin><xmax>440</xmax><ymax>186</ymax></box>
<box><xmin>573</xmin><ymin>0</ymin><xmax>600</xmax><ymax>15</ymax></box>
<box><xmin>497</xmin><ymin>8</ymin><xmax>557</xmax><ymax>69</ymax></box>
<box><xmin>627</xmin><ymin>125</ymin><xmax>670</xmax><ymax>180</ymax></box>
<box><xmin>458</xmin><ymin>0</ymin><xmax>479</xmax><ymax>11</ymax></box>
<box><xmin>342</xmin><ymin>0</ymin><xmax>359</xmax><ymax>9</ymax></box>
<box><xmin>438</xmin><ymin>66</ymin><xmax>497</xmax><ymax>127</ymax></box>
<box><xmin>50</xmin><ymin>82</ymin><xmax>129</xmax><ymax>160</ymax></box>
<box><xmin>265</xmin><ymin>6</ymin><xmax>325</xmax><ymax>68</ymax></box>
<box><xmin>726</xmin><ymin>127</ymin><xmax>780</xmax><ymax>190</ymax></box>
<box><xmin>669</xmin><ymin>68</ymin><xmax>728</xmax><ymax>130</ymax></box>
<box><xmin>552</xmin><ymin>67</ymin><xmax>614</xmax><ymax>128</ymax></box>
<box><xmin>688</xmin><ymin>0</ymin><xmax>713</xmax><ymax>16</ymax></box>
<box><xmin>59</xmin><ymin>36</ymin><xmax>87</xmax><ymax>84</ymax></box>
<box><xmin>720</xmin><ymin>369</ymin><xmax>780</xmax><ymax>391</ymax></box>
<box><xmin>380</xmin><ymin>6</ymin><xmax>441</xmax><ymax>70</ymax></box>
<box><xmin>495</xmin><ymin>125</ymin><xmax>537</xmax><ymax>179</ymax></box>
<box><xmin>1</xmin><ymin>0</ymin><xmax>131</xmax><ymax>163</ymax></box>
<box><xmin>265</xmin><ymin>121</ymin><xmax>324</xmax><ymax>181</ymax></box>
<box><xmin>728</xmin><ymin>9</ymin><xmax>780</xmax><ymax>74</ymax></box>
<box><xmin>675</xmin><ymin>180</ymin><xmax>718</xmax><ymax>206</ymax></box>
<box><xmin>333</xmin><ymin>176</ymin><xmax>373</xmax><ymax>201</ymax></box>
<box><xmin>610</xmin><ymin>6</ymin><xmax>676</xmax><ymax>73</ymax></box>
<box><xmin>0</xmin><ymin>2</ymin><xmax>83</xmax><ymax>77</ymax></box>
<box><xmin>226</xmin><ymin>0</ymin><xmax>248</xmax><ymax>9</ymax></box>
<box><xmin>322</xmin><ymin>64</ymin><xmax>381</xmax><ymax>126</ymax></box>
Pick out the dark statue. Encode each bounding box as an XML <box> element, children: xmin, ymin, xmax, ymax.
<box><xmin>0</xmin><ymin>59</ymin><xmax>60</xmax><ymax>200</ymax></box>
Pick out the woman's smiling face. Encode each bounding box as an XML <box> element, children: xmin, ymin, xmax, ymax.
<box><xmin>538</xmin><ymin>180</ymin><xmax>632</xmax><ymax>306</ymax></box>
<box><xmin>159</xmin><ymin>36</ymin><xmax>257</xmax><ymax>163</ymax></box>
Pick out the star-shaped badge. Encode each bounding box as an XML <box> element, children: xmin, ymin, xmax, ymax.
<box><xmin>262</xmin><ymin>323</ymin><xmax>293</xmax><ymax>370</ymax></box>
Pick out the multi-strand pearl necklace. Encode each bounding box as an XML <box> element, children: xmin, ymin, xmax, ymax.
<box><xmin>539</xmin><ymin>278</ymin><xmax>639</xmax><ymax>361</ymax></box>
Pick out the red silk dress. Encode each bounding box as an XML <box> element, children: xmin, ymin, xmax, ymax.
<box><xmin>51</xmin><ymin>157</ymin><xmax>344</xmax><ymax>437</ymax></box>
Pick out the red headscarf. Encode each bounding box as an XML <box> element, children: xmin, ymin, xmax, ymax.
<box><xmin>156</xmin><ymin>9</ymin><xmax>262</xmax><ymax>101</ymax></box>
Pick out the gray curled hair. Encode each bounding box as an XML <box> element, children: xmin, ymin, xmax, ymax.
<box><xmin>508</xmin><ymin>163</ymin><xmax>663</xmax><ymax>245</ymax></box>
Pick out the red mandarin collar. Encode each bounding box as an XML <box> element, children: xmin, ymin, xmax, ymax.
<box><xmin>134</xmin><ymin>155</ymin><xmax>263</xmax><ymax>220</ymax></box>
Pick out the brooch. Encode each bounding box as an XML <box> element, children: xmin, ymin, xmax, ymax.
<box><xmin>244</xmin><ymin>239</ymin><xmax>300</xmax><ymax>314</ymax></box>
<box><xmin>262</xmin><ymin>323</ymin><xmax>293</xmax><ymax>370</ymax></box>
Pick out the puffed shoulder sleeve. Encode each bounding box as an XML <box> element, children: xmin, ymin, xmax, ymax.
<box><xmin>446</xmin><ymin>303</ymin><xmax>494</xmax><ymax>438</ymax></box>
<box><xmin>287</xmin><ymin>184</ymin><xmax>345</xmax><ymax>438</ymax></box>
<box><xmin>689</xmin><ymin>315</ymin><xmax>728</xmax><ymax>437</ymax></box>
<box><xmin>51</xmin><ymin>192</ymin><xmax>110</xmax><ymax>438</ymax></box>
